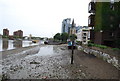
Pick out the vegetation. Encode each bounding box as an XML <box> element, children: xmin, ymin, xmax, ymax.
<box><xmin>112</xmin><ymin>48</ymin><xmax>120</xmax><ymax>51</ymax></box>
<box><xmin>94</xmin><ymin>2</ymin><xmax>120</xmax><ymax>48</ymax></box>
<box><xmin>88</xmin><ymin>43</ymin><xmax>108</xmax><ymax>49</ymax></box>
<box><xmin>95</xmin><ymin>2</ymin><xmax>120</xmax><ymax>31</ymax></box>
<box><xmin>76</xmin><ymin>41</ymin><xmax>82</xmax><ymax>45</ymax></box>
<box><xmin>53</xmin><ymin>33</ymin><xmax>77</xmax><ymax>43</ymax></box>
<box><xmin>2</xmin><ymin>35</ymin><xmax>9</xmax><ymax>38</ymax></box>
<box><xmin>61</xmin><ymin>33</ymin><xmax>69</xmax><ymax>42</ymax></box>
<box><xmin>54</xmin><ymin>33</ymin><xmax>61</xmax><ymax>41</ymax></box>
<box><xmin>88</xmin><ymin>43</ymin><xmax>120</xmax><ymax>51</ymax></box>
<box><xmin>69</xmin><ymin>34</ymin><xmax>77</xmax><ymax>41</ymax></box>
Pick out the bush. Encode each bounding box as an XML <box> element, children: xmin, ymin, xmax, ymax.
<box><xmin>87</xmin><ymin>43</ymin><xmax>94</xmax><ymax>47</ymax></box>
<box><xmin>112</xmin><ymin>48</ymin><xmax>120</xmax><ymax>51</ymax></box>
<box><xmin>76</xmin><ymin>41</ymin><xmax>82</xmax><ymax>45</ymax></box>
<box><xmin>87</xmin><ymin>43</ymin><xmax>108</xmax><ymax>49</ymax></box>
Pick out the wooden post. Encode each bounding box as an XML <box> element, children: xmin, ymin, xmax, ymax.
<box><xmin>71</xmin><ymin>40</ymin><xmax>74</xmax><ymax>64</ymax></box>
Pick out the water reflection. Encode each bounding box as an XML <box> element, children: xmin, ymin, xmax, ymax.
<box><xmin>13</xmin><ymin>40</ymin><xmax>22</xmax><ymax>48</ymax></box>
<box><xmin>2</xmin><ymin>39</ymin><xmax>8</xmax><ymax>50</ymax></box>
<box><xmin>0</xmin><ymin>39</ymin><xmax>40</xmax><ymax>51</ymax></box>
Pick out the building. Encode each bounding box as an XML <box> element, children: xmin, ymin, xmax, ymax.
<box><xmin>75</xmin><ymin>26</ymin><xmax>82</xmax><ymax>33</ymax></box>
<box><xmin>62</xmin><ymin>18</ymin><xmax>71</xmax><ymax>33</ymax></box>
<box><xmin>18</xmin><ymin>30</ymin><xmax>23</xmax><ymax>37</ymax></box>
<box><xmin>13</xmin><ymin>30</ymin><xmax>23</xmax><ymax>38</ymax></box>
<box><xmin>76</xmin><ymin>26</ymin><xmax>90</xmax><ymax>44</ymax></box>
<box><xmin>0</xmin><ymin>34</ymin><xmax>2</xmax><ymax>38</ymax></box>
<box><xmin>70</xmin><ymin>19</ymin><xmax>76</xmax><ymax>35</ymax></box>
<box><xmin>76</xmin><ymin>27</ymin><xmax>83</xmax><ymax>42</ymax></box>
<box><xmin>3</xmin><ymin>29</ymin><xmax>9</xmax><ymax>37</ymax></box>
<box><xmin>82</xmin><ymin>28</ymin><xmax>90</xmax><ymax>44</ymax></box>
<box><xmin>88</xmin><ymin>0</ymin><xmax>120</xmax><ymax>48</ymax></box>
<box><xmin>9</xmin><ymin>35</ymin><xmax>14</xmax><ymax>40</ymax></box>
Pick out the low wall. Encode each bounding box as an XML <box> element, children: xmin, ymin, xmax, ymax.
<box><xmin>77</xmin><ymin>46</ymin><xmax>120</xmax><ymax>70</ymax></box>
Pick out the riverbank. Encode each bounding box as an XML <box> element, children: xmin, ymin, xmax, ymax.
<box><xmin>1</xmin><ymin>45</ymin><xmax>42</xmax><ymax>59</ymax></box>
<box><xmin>1</xmin><ymin>44</ymin><xmax>119</xmax><ymax>79</ymax></box>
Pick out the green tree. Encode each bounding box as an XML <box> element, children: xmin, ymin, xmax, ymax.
<box><xmin>69</xmin><ymin>34</ymin><xmax>77</xmax><ymax>41</ymax></box>
<box><xmin>54</xmin><ymin>33</ymin><xmax>61</xmax><ymax>41</ymax></box>
<box><xmin>61</xmin><ymin>33</ymin><xmax>69</xmax><ymax>42</ymax></box>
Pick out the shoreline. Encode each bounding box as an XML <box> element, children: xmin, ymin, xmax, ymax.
<box><xmin>1</xmin><ymin>45</ymin><xmax>41</xmax><ymax>59</ymax></box>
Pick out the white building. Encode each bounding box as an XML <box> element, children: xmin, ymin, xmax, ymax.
<box><xmin>76</xmin><ymin>27</ymin><xmax>91</xmax><ymax>44</ymax></box>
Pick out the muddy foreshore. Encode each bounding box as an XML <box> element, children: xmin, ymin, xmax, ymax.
<box><xmin>1</xmin><ymin>44</ymin><xmax>119</xmax><ymax>80</ymax></box>
<box><xmin>1</xmin><ymin>45</ymin><xmax>43</xmax><ymax>59</ymax></box>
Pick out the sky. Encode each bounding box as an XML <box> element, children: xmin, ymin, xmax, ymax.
<box><xmin>0</xmin><ymin>0</ymin><xmax>91</xmax><ymax>38</ymax></box>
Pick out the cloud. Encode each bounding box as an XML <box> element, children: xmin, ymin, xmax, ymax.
<box><xmin>0</xmin><ymin>0</ymin><xmax>90</xmax><ymax>37</ymax></box>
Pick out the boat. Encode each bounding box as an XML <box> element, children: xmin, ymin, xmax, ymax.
<box><xmin>44</xmin><ymin>41</ymin><xmax>48</xmax><ymax>44</ymax></box>
<box><xmin>32</xmin><ymin>40</ymin><xmax>39</xmax><ymax>43</ymax></box>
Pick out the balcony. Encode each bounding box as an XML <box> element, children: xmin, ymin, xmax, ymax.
<box><xmin>88</xmin><ymin>14</ymin><xmax>95</xmax><ymax>27</ymax></box>
<box><xmin>88</xmin><ymin>2</ymin><xmax>95</xmax><ymax>13</ymax></box>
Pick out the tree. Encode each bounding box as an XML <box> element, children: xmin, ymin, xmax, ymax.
<box><xmin>54</xmin><ymin>33</ymin><xmax>61</xmax><ymax>41</ymax></box>
<box><xmin>61</xmin><ymin>33</ymin><xmax>69</xmax><ymax>42</ymax></box>
<box><xmin>69</xmin><ymin>34</ymin><xmax>77</xmax><ymax>41</ymax></box>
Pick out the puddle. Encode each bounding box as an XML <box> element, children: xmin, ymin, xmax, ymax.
<box><xmin>35</xmin><ymin>45</ymin><xmax>62</xmax><ymax>56</ymax></box>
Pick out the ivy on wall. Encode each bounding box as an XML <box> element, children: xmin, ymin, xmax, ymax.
<box><xmin>95</xmin><ymin>2</ymin><xmax>120</xmax><ymax>31</ymax></box>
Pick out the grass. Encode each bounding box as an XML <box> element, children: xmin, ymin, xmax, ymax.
<box><xmin>88</xmin><ymin>43</ymin><xmax>120</xmax><ymax>51</ymax></box>
<box><xmin>88</xmin><ymin>43</ymin><xmax>107</xmax><ymax>49</ymax></box>
<box><xmin>112</xmin><ymin>48</ymin><xmax>120</xmax><ymax>51</ymax></box>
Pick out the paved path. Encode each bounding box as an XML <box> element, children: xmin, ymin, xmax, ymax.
<box><xmin>73</xmin><ymin>50</ymin><xmax>119</xmax><ymax>79</ymax></box>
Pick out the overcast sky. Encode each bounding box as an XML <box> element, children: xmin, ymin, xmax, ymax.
<box><xmin>0</xmin><ymin>0</ymin><xmax>90</xmax><ymax>38</ymax></box>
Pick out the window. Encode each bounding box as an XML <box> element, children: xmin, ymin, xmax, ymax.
<box><xmin>88</xmin><ymin>3</ymin><xmax>91</xmax><ymax>12</ymax></box>
<box><xmin>109</xmin><ymin>32</ymin><xmax>114</xmax><ymax>37</ymax></box>
<box><xmin>88</xmin><ymin>18</ymin><xmax>91</xmax><ymax>25</ymax></box>
<box><xmin>110</xmin><ymin>5</ymin><xmax>114</xmax><ymax>10</ymax></box>
<box><xmin>110</xmin><ymin>0</ymin><xmax>114</xmax><ymax>10</ymax></box>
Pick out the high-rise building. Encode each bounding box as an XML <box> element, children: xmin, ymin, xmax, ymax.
<box><xmin>62</xmin><ymin>18</ymin><xmax>71</xmax><ymax>33</ymax></box>
<box><xmin>88</xmin><ymin>0</ymin><xmax>120</xmax><ymax>48</ymax></box>
<box><xmin>3</xmin><ymin>29</ymin><xmax>9</xmax><ymax>36</ymax></box>
<box><xmin>75</xmin><ymin>26</ymin><xmax>82</xmax><ymax>33</ymax></box>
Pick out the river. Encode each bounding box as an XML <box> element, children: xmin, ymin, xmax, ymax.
<box><xmin>0</xmin><ymin>39</ymin><xmax>44</xmax><ymax>51</ymax></box>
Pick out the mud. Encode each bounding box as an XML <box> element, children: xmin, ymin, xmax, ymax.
<box><xmin>1</xmin><ymin>44</ymin><xmax>119</xmax><ymax>79</ymax></box>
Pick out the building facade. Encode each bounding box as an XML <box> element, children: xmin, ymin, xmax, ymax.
<box><xmin>62</xmin><ymin>18</ymin><xmax>71</xmax><ymax>33</ymax></box>
<box><xmin>3</xmin><ymin>29</ymin><xmax>9</xmax><ymax>37</ymax></box>
<box><xmin>88</xmin><ymin>0</ymin><xmax>120</xmax><ymax>48</ymax></box>
<box><xmin>76</xmin><ymin>26</ymin><xmax>90</xmax><ymax>44</ymax></box>
<box><xmin>69</xmin><ymin>19</ymin><xmax>76</xmax><ymax>35</ymax></box>
<box><xmin>13</xmin><ymin>30</ymin><xmax>23</xmax><ymax>38</ymax></box>
<box><xmin>0</xmin><ymin>34</ymin><xmax>2</xmax><ymax>39</ymax></box>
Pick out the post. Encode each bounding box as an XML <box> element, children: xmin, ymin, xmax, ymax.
<box><xmin>71</xmin><ymin>40</ymin><xmax>74</xmax><ymax>64</ymax></box>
